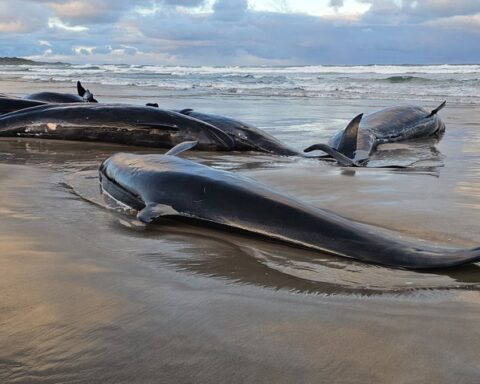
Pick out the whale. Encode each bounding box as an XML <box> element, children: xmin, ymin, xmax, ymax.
<box><xmin>0</xmin><ymin>96</ymin><xmax>45</xmax><ymax>115</ymax></box>
<box><xmin>98</xmin><ymin>141</ymin><xmax>480</xmax><ymax>269</ymax></box>
<box><xmin>304</xmin><ymin>102</ymin><xmax>446</xmax><ymax>166</ymax></box>
<box><xmin>0</xmin><ymin>103</ymin><xmax>234</xmax><ymax>150</ymax></box>
<box><xmin>177</xmin><ymin>108</ymin><xmax>299</xmax><ymax>156</ymax></box>
<box><xmin>174</xmin><ymin>103</ymin><xmax>446</xmax><ymax>166</ymax></box>
<box><xmin>0</xmin><ymin>81</ymin><xmax>97</xmax><ymax>115</ymax></box>
<box><xmin>23</xmin><ymin>81</ymin><xmax>98</xmax><ymax>103</ymax></box>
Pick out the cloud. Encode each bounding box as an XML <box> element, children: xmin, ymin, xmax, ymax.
<box><xmin>213</xmin><ymin>0</ymin><xmax>248</xmax><ymax>21</ymax></box>
<box><xmin>427</xmin><ymin>12</ymin><xmax>480</xmax><ymax>32</ymax></box>
<box><xmin>48</xmin><ymin>17</ymin><xmax>89</xmax><ymax>32</ymax></box>
<box><xmin>0</xmin><ymin>0</ymin><xmax>479</xmax><ymax>65</ymax></box>
<box><xmin>330</xmin><ymin>0</ymin><xmax>344</xmax><ymax>9</ymax></box>
<box><xmin>163</xmin><ymin>0</ymin><xmax>206</xmax><ymax>6</ymax></box>
<box><xmin>360</xmin><ymin>0</ymin><xmax>480</xmax><ymax>25</ymax></box>
<box><xmin>0</xmin><ymin>0</ymin><xmax>48</xmax><ymax>33</ymax></box>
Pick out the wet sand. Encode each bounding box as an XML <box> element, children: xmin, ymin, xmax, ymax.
<box><xmin>1</xmin><ymin>79</ymin><xmax>480</xmax><ymax>383</ymax></box>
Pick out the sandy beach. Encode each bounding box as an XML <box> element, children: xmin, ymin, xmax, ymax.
<box><xmin>1</xmin><ymin>77</ymin><xmax>480</xmax><ymax>383</ymax></box>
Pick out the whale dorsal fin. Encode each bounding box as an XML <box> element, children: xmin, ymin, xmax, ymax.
<box><xmin>137</xmin><ymin>203</ymin><xmax>179</xmax><ymax>223</ymax></box>
<box><xmin>304</xmin><ymin>143</ymin><xmax>357</xmax><ymax>166</ymax></box>
<box><xmin>427</xmin><ymin>101</ymin><xmax>446</xmax><ymax>118</ymax></box>
<box><xmin>166</xmin><ymin>141</ymin><xmax>198</xmax><ymax>156</ymax></box>
<box><xmin>77</xmin><ymin>81</ymin><xmax>86</xmax><ymax>97</ymax></box>
<box><xmin>337</xmin><ymin>113</ymin><xmax>362</xmax><ymax>159</ymax></box>
<box><xmin>179</xmin><ymin>108</ymin><xmax>194</xmax><ymax>115</ymax></box>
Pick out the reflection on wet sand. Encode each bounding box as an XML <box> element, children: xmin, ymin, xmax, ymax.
<box><xmin>456</xmin><ymin>127</ymin><xmax>480</xmax><ymax>211</ymax></box>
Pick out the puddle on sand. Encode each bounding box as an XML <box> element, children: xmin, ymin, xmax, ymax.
<box><xmin>67</xmin><ymin>170</ymin><xmax>480</xmax><ymax>295</ymax></box>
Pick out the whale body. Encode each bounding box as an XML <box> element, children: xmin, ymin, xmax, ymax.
<box><xmin>98</xmin><ymin>142</ymin><xmax>480</xmax><ymax>269</ymax></box>
<box><xmin>305</xmin><ymin>102</ymin><xmax>446</xmax><ymax>165</ymax></box>
<box><xmin>0</xmin><ymin>81</ymin><xmax>97</xmax><ymax>115</ymax></box>
<box><xmin>23</xmin><ymin>81</ymin><xmax>98</xmax><ymax>103</ymax></box>
<box><xmin>0</xmin><ymin>103</ymin><xmax>234</xmax><ymax>150</ymax></box>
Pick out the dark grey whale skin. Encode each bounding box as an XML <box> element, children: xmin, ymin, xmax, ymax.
<box><xmin>23</xmin><ymin>81</ymin><xmax>97</xmax><ymax>103</ymax></box>
<box><xmin>0</xmin><ymin>97</ymin><xmax>45</xmax><ymax>115</ymax></box>
<box><xmin>23</xmin><ymin>92</ymin><xmax>85</xmax><ymax>103</ymax></box>
<box><xmin>328</xmin><ymin>105</ymin><xmax>445</xmax><ymax>163</ymax></box>
<box><xmin>181</xmin><ymin>110</ymin><xmax>300</xmax><ymax>156</ymax></box>
<box><xmin>0</xmin><ymin>103</ymin><xmax>234</xmax><ymax>150</ymax></box>
<box><xmin>99</xmin><ymin>150</ymin><xmax>480</xmax><ymax>269</ymax></box>
<box><xmin>0</xmin><ymin>82</ymin><xmax>96</xmax><ymax>115</ymax></box>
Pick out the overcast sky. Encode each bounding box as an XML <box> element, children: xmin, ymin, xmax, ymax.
<box><xmin>0</xmin><ymin>0</ymin><xmax>479</xmax><ymax>65</ymax></box>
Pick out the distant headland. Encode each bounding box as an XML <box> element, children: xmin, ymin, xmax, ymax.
<box><xmin>0</xmin><ymin>57</ymin><xmax>68</xmax><ymax>65</ymax></box>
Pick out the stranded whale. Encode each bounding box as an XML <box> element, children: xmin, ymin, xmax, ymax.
<box><xmin>177</xmin><ymin>108</ymin><xmax>299</xmax><ymax>156</ymax></box>
<box><xmin>304</xmin><ymin>102</ymin><xmax>446</xmax><ymax>166</ymax></box>
<box><xmin>0</xmin><ymin>103</ymin><xmax>234</xmax><ymax>150</ymax></box>
<box><xmin>0</xmin><ymin>81</ymin><xmax>97</xmax><ymax>115</ymax></box>
<box><xmin>175</xmin><ymin>103</ymin><xmax>446</xmax><ymax>166</ymax></box>
<box><xmin>23</xmin><ymin>81</ymin><xmax>98</xmax><ymax>103</ymax></box>
<box><xmin>98</xmin><ymin>141</ymin><xmax>480</xmax><ymax>269</ymax></box>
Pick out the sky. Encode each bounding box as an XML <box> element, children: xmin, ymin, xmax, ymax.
<box><xmin>0</xmin><ymin>0</ymin><xmax>479</xmax><ymax>65</ymax></box>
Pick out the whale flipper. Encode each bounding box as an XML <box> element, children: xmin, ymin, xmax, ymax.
<box><xmin>137</xmin><ymin>203</ymin><xmax>179</xmax><ymax>223</ymax></box>
<box><xmin>179</xmin><ymin>108</ymin><xmax>194</xmax><ymax>115</ymax></box>
<box><xmin>427</xmin><ymin>101</ymin><xmax>446</xmax><ymax>118</ymax></box>
<box><xmin>304</xmin><ymin>143</ymin><xmax>357</xmax><ymax>166</ymax></box>
<box><xmin>166</xmin><ymin>141</ymin><xmax>198</xmax><ymax>156</ymax></box>
<box><xmin>337</xmin><ymin>113</ymin><xmax>362</xmax><ymax>159</ymax></box>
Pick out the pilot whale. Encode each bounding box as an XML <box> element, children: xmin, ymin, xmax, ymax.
<box><xmin>174</xmin><ymin>102</ymin><xmax>446</xmax><ymax>166</ymax></box>
<box><xmin>304</xmin><ymin>102</ymin><xmax>446</xmax><ymax>166</ymax></box>
<box><xmin>98</xmin><ymin>141</ymin><xmax>480</xmax><ymax>269</ymax></box>
<box><xmin>0</xmin><ymin>96</ymin><xmax>44</xmax><ymax>115</ymax></box>
<box><xmin>0</xmin><ymin>81</ymin><xmax>97</xmax><ymax>115</ymax></box>
<box><xmin>0</xmin><ymin>103</ymin><xmax>234</xmax><ymax>150</ymax></box>
<box><xmin>177</xmin><ymin>108</ymin><xmax>299</xmax><ymax>156</ymax></box>
<box><xmin>23</xmin><ymin>81</ymin><xmax>98</xmax><ymax>103</ymax></box>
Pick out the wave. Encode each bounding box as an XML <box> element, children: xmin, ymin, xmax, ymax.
<box><xmin>1</xmin><ymin>63</ymin><xmax>479</xmax><ymax>104</ymax></box>
<box><xmin>382</xmin><ymin>75</ymin><xmax>432</xmax><ymax>83</ymax></box>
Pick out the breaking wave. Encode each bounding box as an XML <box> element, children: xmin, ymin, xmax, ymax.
<box><xmin>1</xmin><ymin>62</ymin><xmax>479</xmax><ymax>104</ymax></box>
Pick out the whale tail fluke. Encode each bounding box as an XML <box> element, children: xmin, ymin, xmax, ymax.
<box><xmin>304</xmin><ymin>143</ymin><xmax>357</xmax><ymax>166</ymax></box>
<box><xmin>303</xmin><ymin>113</ymin><xmax>364</xmax><ymax>166</ymax></box>
<box><xmin>77</xmin><ymin>81</ymin><xmax>98</xmax><ymax>103</ymax></box>
<box><xmin>427</xmin><ymin>101</ymin><xmax>446</xmax><ymax>118</ymax></box>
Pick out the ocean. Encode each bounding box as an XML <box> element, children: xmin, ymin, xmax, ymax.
<box><xmin>1</xmin><ymin>63</ymin><xmax>480</xmax><ymax>104</ymax></box>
